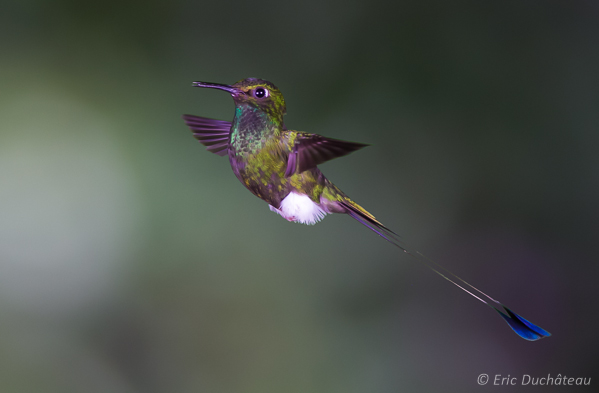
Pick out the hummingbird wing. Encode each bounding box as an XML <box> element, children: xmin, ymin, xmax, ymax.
<box><xmin>284</xmin><ymin>132</ymin><xmax>369</xmax><ymax>177</ymax></box>
<box><xmin>183</xmin><ymin>114</ymin><xmax>231</xmax><ymax>156</ymax></box>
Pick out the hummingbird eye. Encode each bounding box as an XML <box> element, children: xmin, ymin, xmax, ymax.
<box><xmin>253</xmin><ymin>87</ymin><xmax>269</xmax><ymax>99</ymax></box>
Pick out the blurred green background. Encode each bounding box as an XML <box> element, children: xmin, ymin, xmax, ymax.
<box><xmin>1</xmin><ymin>1</ymin><xmax>597</xmax><ymax>392</ymax></box>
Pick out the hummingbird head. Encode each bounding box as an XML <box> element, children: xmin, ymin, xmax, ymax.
<box><xmin>193</xmin><ymin>78</ymin><xmax>287</xmax><ymax>126</ymax></box>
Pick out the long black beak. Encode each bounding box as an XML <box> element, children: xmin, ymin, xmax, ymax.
<box><xmin>192</xmin><ymin>81</ymin><xmax>241</xmax><ymax>95</ymax></box>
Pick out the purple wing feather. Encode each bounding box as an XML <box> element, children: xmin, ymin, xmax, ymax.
<box><xmin>284</xmin><ymin>151</ymin><xmax>298</xmax><ymax>177</ymax></box>
<box><xmin>183</xmin><ymin>114</ymin><xmax>231</xmax><ymax>157</ymax></box>
<box><xmin>285</xmin><ymin>133</ymin><xmax>369</xmax><ymax>177</ymax></box>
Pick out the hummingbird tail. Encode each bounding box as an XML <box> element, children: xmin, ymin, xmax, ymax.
<box><xmin>341</xmin><ymin>201</ymin><xmax>551</xmax><ymax>341</ymax></box>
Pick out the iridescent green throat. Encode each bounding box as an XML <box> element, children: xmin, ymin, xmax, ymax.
<box><xmin>230</xmin><ymin>104</ymin><xmax>283</xmax><ymax>156</ymax></box>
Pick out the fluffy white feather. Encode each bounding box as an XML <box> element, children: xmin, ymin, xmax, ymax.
<box><xmin>269</xmin><ymin>192</ymin><xmax>328</xmax><ymax>225</ymax></box>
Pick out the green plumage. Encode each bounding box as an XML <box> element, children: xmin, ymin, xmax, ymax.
<box><xmin>186</xmin><ymin>78</ymin><xmax>382</xmax><ymax>225</ymax></box>
<box><xmin>183</xmin><ymin>78</ymin><xmax>553</xmax><ymax>342</ymax></box>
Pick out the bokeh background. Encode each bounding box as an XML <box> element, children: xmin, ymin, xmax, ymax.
<box><xmin>1</xmin><ymin>1</ymin><xmax>598</xmax><ymax>392</ymax></box>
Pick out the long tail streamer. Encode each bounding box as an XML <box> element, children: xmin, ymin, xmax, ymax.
<box><xmin>343</xmin><ymin>203</ymin><xmax>551</xmax><ymax>341</ymax></box>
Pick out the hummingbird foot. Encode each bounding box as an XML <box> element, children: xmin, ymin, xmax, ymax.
<box><xmin>268</xmin><ymin>192</ymin><xmax>328</xmax><ymax>225</ymax></box>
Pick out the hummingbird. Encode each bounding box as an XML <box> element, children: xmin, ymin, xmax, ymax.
<box><xmin>183</xmin><ymin>77</ymin><xmax>551</xmax><ymax>341</ymax></box>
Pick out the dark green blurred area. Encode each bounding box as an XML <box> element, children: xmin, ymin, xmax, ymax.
<box><xmin>1</xmin><ymin>1</ymin><xmax>598</xmax><ymax>392</ymax></box>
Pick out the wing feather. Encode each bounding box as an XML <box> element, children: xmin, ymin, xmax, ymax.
<box><xmin>285</xmin><ymin>133</ymin><xmax>369</xmax><ymax>176</ymax></box>
<box><xmin>183</xmin><ymin>114</ymin><xmax>231</xmax><ymax>156</ymax></box>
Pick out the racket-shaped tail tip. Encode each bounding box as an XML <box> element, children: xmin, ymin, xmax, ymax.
<box><xmin>495</xmin><ymin>306</ymin><xmax>551</xmax><ymax>341</ymax></box>
<box><xmin>345</xmin><ymin>205</ymin><xmax>552</xmax><ymax>341</ymax></box>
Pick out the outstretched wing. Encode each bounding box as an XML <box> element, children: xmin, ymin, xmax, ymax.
<box><xmin>284</xmin><ymin>132</ymin><xmax>369</xmax><ymax>177</ymax></box>
<box><xmin>182</xmin><ymin>114</ymin><xmax>231</xmax><ymax>156</ymax></box>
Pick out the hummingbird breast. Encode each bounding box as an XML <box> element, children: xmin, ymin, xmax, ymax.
<box><xmin>228</xmin><ymin>136</ymin><xmax>346</xmax><ymax>211</ymax></box>
<box><xmin>229</xmin><ymin>145</ymin><xmax>327</xmax><ymax>210</ymax></box>
<box><xmin>227</xmin><ymin>105</ymin><xmax>348</xmax><ymax>220</ymax></box>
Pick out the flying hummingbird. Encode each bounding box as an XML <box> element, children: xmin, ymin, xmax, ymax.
<box><xmin>183</xmin><ymin>77</ymin><xmax>551</xmax><ymax>341</ymax></box>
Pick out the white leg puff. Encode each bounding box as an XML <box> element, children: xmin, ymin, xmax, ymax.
<box><xmin>269</xmin><ymin>192</ymin><xmax>328</xmax><ymax>225</ymax></box>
